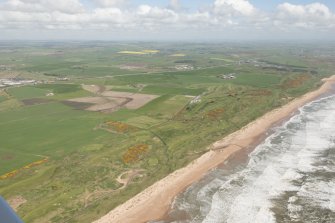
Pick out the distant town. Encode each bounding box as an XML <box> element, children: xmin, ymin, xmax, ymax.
<box><xmin>0</xmin><ymin>78</ymin><xmax>37</xmax><ymax>88</ymax></box>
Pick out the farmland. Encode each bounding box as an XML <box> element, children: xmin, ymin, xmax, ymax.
<box><xmin>0</xmin><ymin>41</ymin><xmax>335</xmax><ymax>223</ymax></box>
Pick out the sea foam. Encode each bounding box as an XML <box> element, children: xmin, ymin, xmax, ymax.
<box><xmin>168</xmin><ymin>95</ymin><xmax>335</xmax><ymax>223</ymax></box>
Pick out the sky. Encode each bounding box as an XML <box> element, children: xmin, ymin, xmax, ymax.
<box><xmin>0</xmin><ymin>0</ymin><xmax>334</xmax><ymax>41</ymax></box>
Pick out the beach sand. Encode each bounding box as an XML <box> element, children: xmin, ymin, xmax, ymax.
<box><xmin>93</xmin><ymin>76</ymin><xmax>335</xmax><ymax>223</ymax></box>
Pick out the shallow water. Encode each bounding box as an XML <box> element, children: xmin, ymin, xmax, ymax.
<box><xmin>156</xmin><ymin>95</ymin><xmax>335</xmax><ymax>223</ymax></box>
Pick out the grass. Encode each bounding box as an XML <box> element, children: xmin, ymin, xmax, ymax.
<box><xmin>0</xmin><ymin>102</ymin><xmax>111</xmax><ymax>174</ymax></box>
<box><xmin>36</xmin><ymin>84</ymin><xmax>81</xmax><ymax>94</ymax></box>
<box><xmin>210</xmin><ymin>58</ymin><xmax>235</xmax><ymax>62</ymax></box>
<box><xmin>0</xmin><ymin>42</ymin><xmax>333</xmax><ymax>223</ymax></box>
<box><xmin>229</xmin><ymin>73</ymin><xmax>283</xmax><ymax>88</ymax></box>
<box><xmin>0</xmin><ymin>95</ymin><xmax>7</xmax><ymax>103</ymax></box>
<box><xmin>7</xmin><ymin>86</ymin><xmax>50</xmax><ymax>100</ymax></box>
<box><xmin>0</xmin><ymin>98</ymin><xmax>22</xmax><ymax>112</ymax></box>
<box><xmin>141</xmin><ymin>85</ymin><xmax>204</xmax><ymax>96</ymax></box>
<box><xmin>125</xmin><ymin>116</ymin><xmax>161</xmax><ymax>129</ymax></box>
<box><xmin>7</xmin><ymin>84</ymin><xmax>92</xmax><ymax>102</ymax></box>
<box><xmin>137</xmin><ymin>95</ymin><xmax>191</xmax><ymax>119</ymax></box>
<box><xmin>0</xmin><ymin>148</ymin><xmax>41</xmax><ymax>175</ymax></box>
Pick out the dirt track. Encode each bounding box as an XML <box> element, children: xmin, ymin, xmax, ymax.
<box><xmin>84</xmin><ymin>170</ymin><xmax>144</xmax><ymax>207</ymax></box>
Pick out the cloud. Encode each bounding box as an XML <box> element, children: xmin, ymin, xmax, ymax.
<box><xmin>276</xmin><ymin>2</ymin><xmax>335</xmax><ymax>29</ymax></box>
<box><xmin>214</xmin><ymin>0</ymin><xmax>256</xmax><ymax>16</ymax></box>
<box><xmin>278</xmin><ymin>2</ymin><xmax>332</xmax><ymax>19</ymax></box>
<box><xmin>93</xmin><ymin>0</ymin><xmax>126</xmax><ymax>7</ymax></box>
<box><xmin>0</xmin><ymin>0</ymin><xmax>334</xmax><ymax>40</ymax></box>
<box><xmin>1</xmin><ymin>0</ymin><xmax>85</xmax><ymax>14</ymax></box>
<box><xmin>0</xmin><ymin>0</ymin><xmax>260</xmax><ymax>30</ymax></box>
<box><xmin>137</xmin><ymin>5</ymin><xmax>177</xmax><ymax>19</ymax></box>
<box><xmin>91</xmin><ymin>7</ymin><xmax>126</xmax><ymax>24</ymax></box>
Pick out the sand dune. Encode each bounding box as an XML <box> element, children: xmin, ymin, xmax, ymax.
<box><xmin>93</xmin><ymin>76</ymin><xmax>335</xmax><ymax>223</ymax></box>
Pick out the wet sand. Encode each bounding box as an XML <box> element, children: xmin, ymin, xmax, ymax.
<box><xmin>93</xmin><ymin>76</ymin><xmax>335</xmax><ymax>223</ymax></box>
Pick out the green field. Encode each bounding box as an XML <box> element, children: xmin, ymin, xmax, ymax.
<box><xmin>7</xmin><ymin>86</ymin><xmax>50</xmax><ymax>100</ymax></box>
<box><xmin>0</xmin><ymin>95</ymin><xmax>7</xmax><ymax>103</ymax></box>
<box><xmin>0</xmin><ymin>42</ymin><xmax>334</xmax><ymax>223</ymax></box>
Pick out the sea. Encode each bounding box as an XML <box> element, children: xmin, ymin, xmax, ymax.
<box><xmin>155</xmin><ymin>93</ymin><xmax>335</xmax><ymax>223</ymax></box>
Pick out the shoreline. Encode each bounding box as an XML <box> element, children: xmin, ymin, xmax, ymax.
<box><xmin>94</xmin><ymin>76</ymin><xmax>335</xmax><ymax>223</ymax></box>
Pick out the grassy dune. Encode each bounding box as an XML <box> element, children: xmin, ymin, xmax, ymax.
<box><xmin>0</xmin><ymin>42</ymin><xmax>334</xmax><ymax>222</ymax></box>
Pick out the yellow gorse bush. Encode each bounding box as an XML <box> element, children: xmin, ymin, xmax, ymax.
<box><xmin>122</xmin><ymin>144</ymin><xmax>149</xmax><ymax>164</ymax></box>
<box><xmin>104</xmin><ymin>120</ymin><xmax>136</xmax><ymax>133</ymax></box>
<box><xmin>0</xmin><ymin>158</ymin><xmax>48</xmax><ymax>180</ymax></box>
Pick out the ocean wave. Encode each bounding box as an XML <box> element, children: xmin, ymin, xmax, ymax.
<box><xmin>167</xmin><ymin>95</ymin><xmax>335</xmax><ymax>223</ymax></box>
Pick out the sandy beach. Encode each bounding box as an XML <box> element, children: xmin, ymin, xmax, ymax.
<box><xmin>93</xmin><ymin>75</ymin><xmax>335</xmax><ymax>223</ymax></box>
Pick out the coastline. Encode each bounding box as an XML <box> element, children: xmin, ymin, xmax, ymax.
<box><xmin>93</xmin><ymin>75</ymin><xmax>335</xmax><ymax>223</ymax></box>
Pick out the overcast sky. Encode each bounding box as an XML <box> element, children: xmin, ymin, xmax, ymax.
<box><xmin>0</xmin><ymin>0</ymin><xmax>334</xmax><ymax>41</ymax></box>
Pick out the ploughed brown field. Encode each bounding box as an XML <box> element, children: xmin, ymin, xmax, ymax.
<box><xmin>65</xmin><ymin>89</ymin><xmax>158</xmax><ymax>113</ymax></box>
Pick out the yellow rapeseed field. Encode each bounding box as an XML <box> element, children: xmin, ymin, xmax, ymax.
<box><xmin>170</xmin><ymin>53</ymin><xmax>186</xmax><ymax>57</ymax></box>
<box><xmin>118</xmin><ymin>50</ymin><xmax>160</xmax><ymax>55</ymax></box>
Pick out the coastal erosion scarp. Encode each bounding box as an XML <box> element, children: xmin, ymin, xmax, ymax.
<box><xmin>93</xmin><ymin>75</ymin><xmax>335</xmax><ymax>223</ymax></box>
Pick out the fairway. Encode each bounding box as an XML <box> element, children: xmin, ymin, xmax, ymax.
<box><xmin>229</xmin><ymin>73</ymin><xmax>282</xmax><ymax>88</ymax></box>
<box><xmin>137</xmin><ymin>95</ymin><xmax>191</xmax><ymax>119</ymax></box>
